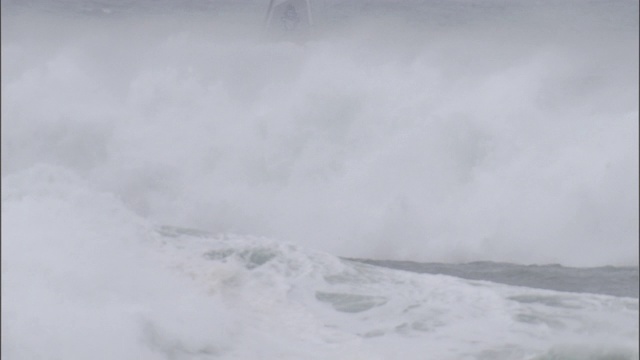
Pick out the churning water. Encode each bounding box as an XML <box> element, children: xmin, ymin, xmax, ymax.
<box><xmin>2</xmin><ymin>0</ymin><xmax>638</xmax><ymax>359</ymax></box>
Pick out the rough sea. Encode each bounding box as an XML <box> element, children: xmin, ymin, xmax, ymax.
<box><xmin>2</xmin><ymin>0</ymin><xmax>638</xmax><ymax>359</ymax></box>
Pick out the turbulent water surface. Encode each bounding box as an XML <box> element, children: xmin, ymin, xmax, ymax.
<box><xmin>2</xmin><ymin>0</ymin><xmax>638</xmax><ymax>359</ymax></box>
<box><xmin>355</xmin><ymin>259</ymin><xmax>640</xmax><ymax>298</ymax></box>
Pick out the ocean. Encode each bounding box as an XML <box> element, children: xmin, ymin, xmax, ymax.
<box><xmin>2</xmin><ymin>0</ymin><xmax>638</xmax><ymax>359</ymax></box>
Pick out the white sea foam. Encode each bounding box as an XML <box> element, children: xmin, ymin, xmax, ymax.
<box><xmin>2</xmin><ymin>2</ymin><xmax>638</xmax><ymax>266</ymax></box>
<box><xmin>2</xmin><ymin>1</ymin><xmax>638</xmax><ymax>358</ymax></box>
<box><xmin>2</xmin><ymin>165</ymin><xmax>637</xmax><ymax>359</ymax></box>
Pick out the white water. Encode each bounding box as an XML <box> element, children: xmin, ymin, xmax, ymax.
<box><xmin>3</xmin><ymin>165</ymin><xmax>638</xmax><ymax>359</ymax></box>
<box><xmin>3</xmin><ymin>1</ymin><xmax>638</xmax><ymax>266</ymax></box>
<box><xmin>2</xmin><ymin>1</ymin><xmax>638</xmax><ymax>359</ymax></box>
